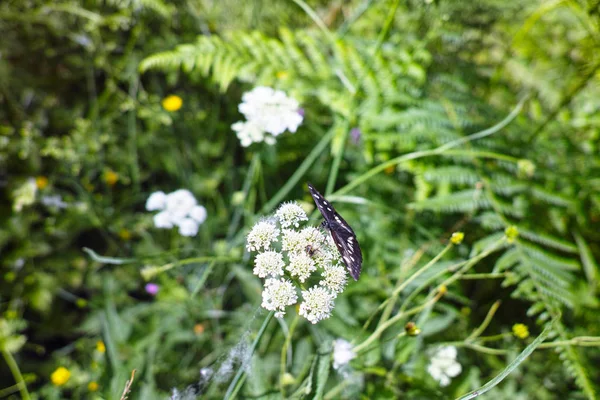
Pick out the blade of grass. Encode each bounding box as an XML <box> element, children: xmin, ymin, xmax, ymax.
<box><xmin>456</xmin><ymin>315</ymin><xmax>558</xmax><ymax>400</ymax></box>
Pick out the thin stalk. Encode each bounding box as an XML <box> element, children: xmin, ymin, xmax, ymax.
<box><xmin>1</xmin><ymin>349</ymin><xmax>31</xmax><ymax>400</ymax></box>
<box><xmin>325</xmin><ymin>124</ymin><xmax>348</xmax><ymax>196</ymax></box>
<box><xmin>227</xmin><ymin>153</ymin><xmax>261</xmax><ymax>240</ymax></box>
<box><xmin>261</xmin><ymin>127</ymin><xmax>334</xmax><ymax>213</ymax></box>
<box><xmin>353</xmin><ymin>291</ymin><xmax>444</xmax><ymax>354</ymax></box>
<box><xmin>140</xmin><ymin>256</ymin><xmax>240</xmax><ymax>280</ymax></box>
<box><xmin>378</xmin><ymin>243</ymin><xmax>453</xmax><ymax>328</ymax></box>
<box><xmin>466</xmin><ymin>301</ymin><xmax>501</xmax><ymax>342</ymax></box>
<box><xmin>279</xmin><ymin>314</ymin><xmax>300</xmax><ymax>397</ymax></box>
<box><xmin>224</xmin><ymin>311</ymin><xmax>275</xmax><ymax>400</ymax></box>
<box><xmin>372</xmin><ymin>0</ymin><xmax>400</xmax><ymax>56</ymax></box>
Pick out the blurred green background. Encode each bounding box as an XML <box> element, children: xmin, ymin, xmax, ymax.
<box><xmin>1</xmin><ymin>0</ymin><xmax>599</xmax><ymax>399</ymax></box>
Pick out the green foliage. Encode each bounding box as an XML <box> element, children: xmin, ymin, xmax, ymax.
<box><xmin>1</xmin><ymin>0</ymin><xmax>599</xmax><ymax>399</ymax></box>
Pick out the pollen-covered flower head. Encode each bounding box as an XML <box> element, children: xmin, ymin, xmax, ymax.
<box><xmin>287</xmin><ymin>252</ymin><xmax>316</xmax><ymax>282</ymax></box>
<box><xmin>253</xmin><ymin>251</ymin><xmax>285</xmax><ymax>278</ymax></box>
<box><xmin>299</xmin><ymin>286</ymin><xmax>335</xmax><ymax>324</ymax></box>
<box><xmin>246</xmin><ymin>220</ymin><xmax>280</xmax><ymax>252</ymax></box>
<box><xmin>246</xmin><ymin>200</ymin><xmax>350</xmax><ymax>323</ymax></box>
<box><xmin>276</xmin><ymin>202</ymin><xmax>308</xmax><ymax>228</ymax></box>
<box><xmin>261</xmin><ymin>278</ymin><xmax>298</xmax><ymax>318</ymax></box>
<box><xmin>320</xmin><ymin>263</ymin><xmax>348</xmax><ymax>294</ymax></box>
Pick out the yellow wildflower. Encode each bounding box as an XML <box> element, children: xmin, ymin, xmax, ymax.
<box><xmin>36</xmin><ymin>176</ymin><xmax>49</xmax><ymax>189</ymax></box>
<box><xmin>512</xmin><ymin>323</ymin><xmax>529</xmax><ymax>339</ymax></box>
<box><xmin>276</xmin><ymin>71</ymin><xmax>289</xmax><ymax>80</ymax></box>
<box><xmin>450</xmin><ymin>232</ymin><xmax>464</xmax><ymax>245</ymax></box>
<box><xmin>88</xmin><ymin>381</ymin><xmax>99</xmax><ymax>391</ymax></box>
<box><xmin>96</xmin><ymin>340</ymin><xmax>106</xmax><ymax>353</ymax></box>
<box><xmin>162</xmin><ymin>95</ymin><xmax>183</xmax><ymax>112</ymax></box>
<box><xmin>51</xmin><ymin>366</ymin><xmax>71</xmax><ymax>386</ymax></box>
<box><xmin>438</xmin><ymin>285</ymin><xmax>447</xmax><ymax>295</ymax></box>
<box><xmin>103</xmin><ymin>170</ymin><xmax>118</xmax><ymax>186</ymax></box>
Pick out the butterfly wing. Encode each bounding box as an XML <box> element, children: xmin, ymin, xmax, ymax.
<box><xmin>329</xmin><ymin>212</ymin><xmax>362</xmax><ymax>280</ymax></box>
<box><xmin>307</xmin><ymin>183</ymin><xmax>363</xmax><ymax>280</ymax></box>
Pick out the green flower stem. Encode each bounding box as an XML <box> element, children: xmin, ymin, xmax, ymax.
<box><xmin>140</xmin><ymin>256</ymin><xmax>240</xmax><ymax>280</ymax></box>
<box><xmin>466</xmin><ymin>300</ymin><xmax>501</xmax><ymax>342</ymax></box>
<box><xmin>398</xmin><ymin>238</ymin><xmax>505</xmax><ymax>315</ymax></box>
<box><xmin>261</xmin><ymin>127</ymin><xmax>334</xmax><ymax>214</ymax></box>
<box><xmin>353</xmin><ymin>291</ymin><xmax>444</xmax><ymax>355</ymax></box>
<box><xmin>377</xmin><ymin>243</ymin><xmax>453</xmax><ymax>328</ymax></box>
<box><xmin>459</xmin><ymin>273</ymin><xmax>510</xmax><ymax>280</ymax></box>
<box><xmin>224</xmin><ymin>311</ymin><xmax>275</xmax><ymax>400</ymax></box>
<box><xmin>325</xmin><ymin>122</ymin><xmax>349</xmax><ymax>196</ymax></box>
<box><xmin>448</xmin><ymin>342</ymin><xmax>509</xmax><ymax>356</ymax></box>
<box><xmin>372</xmin><ymin>0</ymin><xmax>400</xmax><ymax>56</ymax></box>
<box><xmin>279</xmin><ymin>313</ymin><xmax>300</xmax><ymax>397</ymax></box>
<box><xmin>227</xmin><ymin>153</ymin><xmax>261</xmax><ymax>241</ymax></box>
<box><xmin>457</xmin><ymin>316</ymin><xmax>558</xmax><ymax>400</ymax></box>
<box><xmin>1</xmin><ymin>349</ymin><xmax>31</xmax><ymax>400</ymax></box>
<box><xmin>537</xmin><ymin>336</ymin><xmax>600</xmax><ymax>349</ymax></box>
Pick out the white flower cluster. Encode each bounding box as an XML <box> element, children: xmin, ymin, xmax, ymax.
<box><xmin>146</xmin><ymin>189</ymin><xmax>207</xmax><ymax>237</ymax></box>
<box><xmin>246</xmin><ymin>201</ymin><xmax>348</xmax><ymax>323</ymax></box>
<box><xmin>427</xmin><ymin>346</ymin><xmax>462</xmax><ymax>387</ymax></box>
<box><xmin>232</xmin><ymin>86</ymin><xmax>303</xmax><ymax>147</ymax></box>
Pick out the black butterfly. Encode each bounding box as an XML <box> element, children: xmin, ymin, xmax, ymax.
<box><xmin>307</xmin><ymin>183</ymin><xmax>363</xmax><ymax>280</ymax></box>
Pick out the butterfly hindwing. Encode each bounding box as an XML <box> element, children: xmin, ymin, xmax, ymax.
<box><xmin>307</xmin><ymin>183</ymin><xmax>363</xmax><ymax>280</ymax></box>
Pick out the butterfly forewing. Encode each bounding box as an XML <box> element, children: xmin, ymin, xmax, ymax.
<box><xmin>307</xmin><ymin>183</ymin><xmax>363</xmax><ymax>280</ymax></box>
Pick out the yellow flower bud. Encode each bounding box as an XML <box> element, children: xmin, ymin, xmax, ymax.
<box><xmin>162</xmin><ymin>95</ymin><xmax>183</xmax><ymax>112</ymax></box>
<box><xmin>512</xmin><ymin>323</ymin><xmax>529</xmax><ymax>339</ymax></box>
<box><xmin>96</xmin><ymin>340</ymin><xmax>106</xmax><ymax>353</ymax></box>
<box><xmin>51</xmin><ymin>367</ymin><xmax>71</xmax><ymax>386</ymax></box>
<box><xmin>450</xmin><ymin>232</ymin><xmax>464</xmax><ymax>245</ymax></box>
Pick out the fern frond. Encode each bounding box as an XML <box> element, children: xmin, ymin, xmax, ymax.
<box><xmin>518</xmin><ymin>228</ymin><xmax>578</xmax><ymax>254</ymax></box>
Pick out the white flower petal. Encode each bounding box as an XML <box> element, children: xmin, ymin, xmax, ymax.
<box><xmin>153</xmin><ymin>211</ymin><xmax>174</xmax><ymax>228</ymax></box>
<box><xmin>146</xmin><ymin>191</ymin><xmax>167</xmax><ymax>211</ymax></box>
<box><xmin>190</xmin><ymin>205</ymin><xmax>207</xmax><ymax>224</ymax></box>
<box><xmin>178</xmin><ymin>218</ymin><xmax>199</xmax><ymax>237</ymax></box>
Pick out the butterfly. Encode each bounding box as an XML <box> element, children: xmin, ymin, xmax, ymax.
<box><xmin>307</xmin><ymin>183</ymin><xmax>363</xmax><ymax>280</ymax></box>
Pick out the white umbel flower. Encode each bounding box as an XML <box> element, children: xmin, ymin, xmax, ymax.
<box><xmin>190</xmin><ymin>205</ymin><xmax>207</xmax><ymax>224</ymax></box>
<box><xmin>427</xmin><ymin>346</ymin><xmax>462</xmax><ymax>387</ymax></box>
<box><xmin>153</xmin><ymin>211</ymin><xmax>174</xmax><ymax>228</ymax></box>
<box><xmin>281</xmin><ymin>229</ymin><xmax>306</xmax><ymax>254</ymax></box>
<box><xmin>261</xmin><ymin>278</ymin><xmax>298</xmax><ymax>318</ymax></box>
<box><xmin>147</xmin><ymin>189</ymin><xmax>207</xmax><ymax>236</ymax></box>
<box><xmin>287</xmin><ymin>252</ymin><xmax>316</xmax><ymax>282</ymax></box>
<box><xmin>165</xmin><ymin>189</ymin><xmax>197</xmax><ymax>221</ymax></box>
<box><xmin>299</xmin><ymin>286</ymin><xmax>335</xmax><ymax>324</ymax></box>
<box><xmin>253</xmin><ymin>251</ymin><xmax>285</xmax><ymax>278</ymax></box>
<box><xmin>247</xmin><ymin>221</ymin><xmax>280</xmax><ymax>252</ymax></box>
<box><xmin>146</xmin><ymin>191</ymin><xmax>167</xmax><ymax>211</ymax></box>
<box><xmin>275</xmin><ymin>202</ymin><xmax>308</xmax><ymax>228</ymax></box>
<box><xmin>232</xmin><ymin>86</ymin><xmax>303</xmax><ymax>146</ymax></box>
<box><xmin>239</xmin><ymin>87</ymin><xmax>303</xmax><ymax>136</ymax></box>
<box><xmin>178</xmin><ymin>218</ymin><xmax>199</xmax><ymax>237</ymax></box>
<box><xmin>332</xmin><ymin>339</ymin><xmax>355</xmax><ymax>370</ymax></box>
<box><xmin>320</xmin><ymin>264</ymin><xmax>348</xmax><ymax>294</ymax></box>
<box><xmin>232</xmin><ymin>120</ymin><xmax>266</xmax><ymax>147</ymax></box>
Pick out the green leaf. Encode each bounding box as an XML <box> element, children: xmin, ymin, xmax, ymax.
<box><xmin>456</xmin><ymin>316</ymin><xmax>558</xmax><ymax>400</ymax></box>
